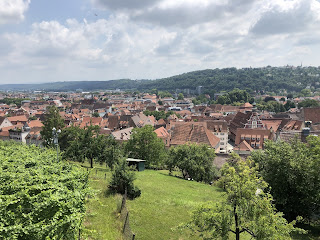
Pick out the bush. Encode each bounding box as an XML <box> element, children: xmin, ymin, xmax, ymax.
<box><xmin>108</xmin><ymin>158</ymin><xmax>141</xmax><ymax>199</ymax></box>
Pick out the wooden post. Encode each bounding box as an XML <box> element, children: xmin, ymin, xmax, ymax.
<box><xmin>105</xmin><ymin>173</ymin><xmax>106</xmax><ymax>179</ymax></box>
<box><xmin>123</xmin><ymin>212</ymin><xmax>129</xmax><ymax>233</ymax></box>
<box><xmin>132</xmin><ymin>233</ymin><xmax>135</xmax><ymax>240</ymax></box>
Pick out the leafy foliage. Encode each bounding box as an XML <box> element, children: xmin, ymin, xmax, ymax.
<box><xmin>109</xmin><ymin>158</ymin><xmax>141</xmax><ymax>199</ymax></box>
<box><xmin>40</xmin><ymin>106</ymin><xmax>65</xmax><ymax>147</ymax></box>
<box><xmin>217</xmin><ymin>89</ymin><xmax>251</xmax><ymax>105</ymax></box>
<box><xmin>143</xmin><ymin>110</ymin><xmax>175</xmax><ymax>120</ymax></box>
<box><xmin>186</xmin><ymin>158</ymin><xmax>304</xmax><ymax>240</ymax></box>
<box><xmin>256</xmin><ymin>101</ymin><xmax>286</xmax><ymax>113</ymax></box>
<box><xmin>92</xmin><ymin>112</ymin><xmax>100</xmax><ymax>117</ymax></box>
<box><xmin>60</xmin><ymin>125</ymin><xmax>121</xmax><ymax>169</ymax></box>
<box><xmin>0</xmin><ymin>141</ymin><xmax>89</xmax><ymax>240</ymax></box>
<box><xmin>124</xmin><ymin>125</ymin><xmax>167</xmax><ymax>168</ymax></box>
<box><xmin>251</xmin><ymin>138</ymin><xmax>320</xmax><ymax>221</ymax></box>
<box><xmin>298</xmin><ymin>99</ymin><xmax>320</xmax><ymax>108</ymax></box>
<box><xmin>0</xmin><ymin>98</ymin><xmax>30</xmax><ymax>107</ymax></box>
<box><xmin>167</xmin><ymin>143</ymin><xmax>217</xmax><ymax>183</ymax></box>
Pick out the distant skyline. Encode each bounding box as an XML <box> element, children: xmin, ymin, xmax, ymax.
<box><xmin>1</xmin><ymin>0</ymin><xmax>320</xmax><ymax>84</ymax></box>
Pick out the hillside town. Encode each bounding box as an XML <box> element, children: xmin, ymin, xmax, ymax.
<box><xmin>0</xmin><ymin>90</ymin><xmax>319</xmax><ymax>156</ymax></box>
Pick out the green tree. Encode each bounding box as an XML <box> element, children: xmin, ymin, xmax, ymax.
<box><xmin>298</xmin><ymin>99</ymin><xmax>320</xmax><ymax>108</ymax></box>
<box><xmin>61</xmin><ymin>125</ymin><xmax>122</xmax><ymax>169</ymax></box>
<box><xmin>167</xmin><ymin>143</ymin><xmax>217</xmax><ymax>183</ymax></box>
<box><xmin>300</xmin><ymin>89</ymin><xmax>312</xmax><ymax>97</ymax></box>
<box><xmin>251</xmin><ymin>138</ymin><xmax>320</xmax><ymax>221</ymax></box>
<box><xmin>92</xmin><ymin>112</ymin><xmax>100</xmax><ymax>117</ymax></box>
<box><xmin>124</xmin><ymin>125</ymin><xmax>167</xmax><ymax>168</ymax></box>
<box><xmin>108</xmin><ymin>158</ymin><xmax>141</xmax><ymax>199</ymax></box>
<box><xmin>287</xmin><ymin>93</ymin><xmax>294</xmax><ymax>99</ymax></box>
<box><xmin>41</xmin><ymin>106</ymin><xmax>65</xmax><ymax>147</ymax></box>
<box><xmin>178</xmin><ymin>93</ymin><xmax>184</xmax><ymax>100</ymax></box>
<box><xmin>284</xmin><ymin>100</ymin><xmax>296</xmax><ymax>110</ymax></box>
<box><xmin>28</xmin><ymin>115</ymin><xmax>37</xmax><ymax>120</ymax></box>
<box><xmin>187</xmin><ymin>158</ymin><xmax>304</xmax><ymax>240</ymax></box>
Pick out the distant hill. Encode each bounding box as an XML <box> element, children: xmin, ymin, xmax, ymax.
<box><xmin>1</xmin><ymin>66</ymin><xmax>320</xmax><ymax>92</ymax></box>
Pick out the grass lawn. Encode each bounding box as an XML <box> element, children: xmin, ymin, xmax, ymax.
<box><xmin>79</xmin><ymin>164</ymin><xmax>123</xmax><ymax>240</ymax></box>
<box><xmin>71</xmin><ymin>162</ymin><xmax>319</xmax><ymax>240</ymax></box>
<box><xmin>127</xmin><ymin>170</ymin><xmax>224</xmax><ymax>240</ymax></box>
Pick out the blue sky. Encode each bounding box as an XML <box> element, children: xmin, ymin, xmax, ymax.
<box><xmin>1</xmin><ymin>0</ymin><xmax>320</xmax><ymax>84</ymax></box>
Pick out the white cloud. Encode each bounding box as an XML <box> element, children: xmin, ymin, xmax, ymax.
<box><xmin>1</xmin><ymin>0</ymin><xmax>320</xmax><ymax>83</ymax></box>
<box><xmin>0</xmin><ymin>0</ymin><xmax>30</xmax><ymax>25</ymax></box>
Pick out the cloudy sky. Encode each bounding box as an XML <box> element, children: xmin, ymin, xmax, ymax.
<box><xmin>0</xmin><ymin>0</ymin><xmax>320</xmax><ymax>84</ymax></box>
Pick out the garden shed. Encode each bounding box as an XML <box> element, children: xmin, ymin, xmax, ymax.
<box><xmin>126</xmin><ymin>158</ymin><xmax>146</xmax><ymax>171</ymax></box>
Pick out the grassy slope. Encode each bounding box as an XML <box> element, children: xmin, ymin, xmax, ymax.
<box><xmin>81</xmin><ymin>166</ymin><xmax>123</xmax><ymax>240</ymax></box>
<box><xmin>127</xmin><ymin>170</ymin><xmax>224</xmax><ymax>240</ymax></box>
<box><xmin>76</xmin><ymin>163</ymin><xmax>318</xmax><ymax>240</ymax></box>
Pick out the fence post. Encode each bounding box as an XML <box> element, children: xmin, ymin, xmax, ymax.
<box><xmin>104</xmin><ymin>173</ymin><xmax>106</xmax><ymax>179</ymax></box>
<box><xmin>78</xmin><ymin>228</ymin><xmax>81</xmax><ymax>240</ymax></box>
<box><xmin>123</xmin><ymin>212</ymin><xmax>129</xmax><ymax>233</ymax></box>
<box><xmin>132</xmin><ymin>233</ymin><xmax>135</xmax><ymax>240</ymax></box>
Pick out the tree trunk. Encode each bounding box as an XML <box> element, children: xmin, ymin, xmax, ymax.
<box><xmin>90</xmin><ymin>158</ymin><xmax>93</xmax><ymax>168</ymax></box>
<box><xmin>234</xmin><ymin>206</ymin><xmax>240</xmax><ymax>240</ymax></box>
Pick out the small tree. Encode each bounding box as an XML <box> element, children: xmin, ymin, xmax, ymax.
<box><xmin>178</xmin><ymin>93</ymin><xmax>184</xmax><ymax>100</ymax></box>
<box><xmin>109</xmin><ymin>158</ymin><xmax>141</xmax><ymax>199</ymax></box>
<box><xmin>186</xmin><ymin>158</ymin><xmax>304</xmax><ymax>240</ymax></box>
<box><xmin>41</xmin><ymin>106</ymin><xmax>65</xmax><ymax>147</ymax></box>
<box><xmin>92</xmin><ymin>112</ymin><xmax>100</xmax><ymax>117</ymax></box>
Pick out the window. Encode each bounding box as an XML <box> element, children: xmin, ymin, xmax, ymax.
<box><xmin>220</xmin><ymin>142</ymin><xmax>224</xmax><ymax>145</ymax></box>
<box><xmin>214</xmin><ymin>133</ymin><xmax>218</xmax><ymax>135</ymax></box>
<box><xmin>220</xmin><ymin>133</ymin><xmax>225</xmax><ymax>135</ymax></box>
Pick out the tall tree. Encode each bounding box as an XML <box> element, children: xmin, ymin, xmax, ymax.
<box><xmin>187</xmin><ymin>158</ymin><xmax>304</xmax><ymax>240</ymax></box>
<box><xmin>251</xmin><ymin>137</ymin><xmax>320</xmax><ymax>221</ymax></box>
<box><xmin>124</xmin><ymin>125</ymin><xmax>167</xmax><ymax>168</ymax></box>
<box><xmin>41</xmin><ymin>106</ymin><xmax>65</xmax><ymax>147</ymax></box>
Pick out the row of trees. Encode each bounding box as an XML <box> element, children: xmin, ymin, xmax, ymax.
<box><xmin>216</xmin><ymin>89</ymin><xmax>253</xmax><ymax>105</ymax></box>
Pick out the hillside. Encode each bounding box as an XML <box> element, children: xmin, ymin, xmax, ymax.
<box><xmin>1</xmin><ymin>66</ymin><xmax>320</xmax><ymax>92</ymax></box>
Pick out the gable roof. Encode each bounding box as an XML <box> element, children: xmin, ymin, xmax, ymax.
<box><xmin>154</xmin><ymin>127</ymin><xmax>169</xmax><ymax>139</ymax></box>
<box><xmin>170</xmin><ymin>122</ymin><xmax>220</xmax><ymax>148</ymax></box>
<box><xmin>238</xmin><ymin>140</ymin><xmax>254</xmax><ymax>152</ymax></box>
<box><xmin>8</xmin><ymin>115</ymin><xmax>28</xmax><ymax>123</ymax></box>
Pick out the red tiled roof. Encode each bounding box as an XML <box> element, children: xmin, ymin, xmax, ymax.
<box><xmin>170</xmin><ymin>122</ymin><xmax>220</xmax><ymax>148</ymax></box>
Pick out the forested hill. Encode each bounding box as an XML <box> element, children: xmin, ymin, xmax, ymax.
<box><xmin>1</xmin><ymin>66</ymin><xmax>320</xmax><ymax>92</ymax></box>
<box><xmin>141</xmin><ymin>66</ymin><xmax>320</xmax><ymax>93</ymax></box>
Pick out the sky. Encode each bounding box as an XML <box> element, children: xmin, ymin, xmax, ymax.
<box><xmin>0</xmin><ymin>0</ymin><xmax>320</xmax><ymax>84</ymax></box>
